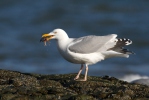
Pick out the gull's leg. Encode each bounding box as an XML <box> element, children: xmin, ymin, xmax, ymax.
<box><xmin>74</xmin><ymin>64</ymin><xmax>84</xmax><ymax>80</ymax></box>
<box><xmin>75</xmin><ymin>64</ymin><xmax>88</xmax><ymax>81</ymax></box>
<box><xmin>82</xmin><ymin>64</ymin><xmax>88</xmax><ymax>81</ymax></box>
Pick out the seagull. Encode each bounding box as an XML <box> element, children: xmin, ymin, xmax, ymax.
<box><xmin>40</xmin><ymin>28</ymin><xmax>134</xmax><ymax>81</ymax></box>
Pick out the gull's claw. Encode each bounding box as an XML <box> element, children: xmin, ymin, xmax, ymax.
<box><xmin>74</xmin><ymin>76</ymin><xmax>79</xmax><ymax>80</ymax></box>
<box><xmin>74</xmin><ymin>78</ymin><xmax>87</xmax><ymax>81</ymax></box>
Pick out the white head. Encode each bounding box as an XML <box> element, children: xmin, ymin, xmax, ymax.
<box><xmin>40</xmin><ymin>28</ymin><xmax>69</xmax><ymax>42</ymax></box>
<box><xmin>49</xmin><ymin>29</ymin><xmax>69</xmax><ymax>40</ymax></box>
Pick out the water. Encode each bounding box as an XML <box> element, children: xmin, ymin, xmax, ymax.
<box><xmin>0</xmin><ymin>0</ymin><xmax>149</xmax><ymax>81</ymax></box>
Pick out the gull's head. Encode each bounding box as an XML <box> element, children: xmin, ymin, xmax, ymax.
<box><xmin>40</xmin><ymin>28</ymin><xmax>69</xmax><ymax>45</ymax></box>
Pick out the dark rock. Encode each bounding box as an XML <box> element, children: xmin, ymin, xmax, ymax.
<box><xmin>0</xmin><ymin>69</ymin><xmax>149</xmax><ymax>100</ymax></box>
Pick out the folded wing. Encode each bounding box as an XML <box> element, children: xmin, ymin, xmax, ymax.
<box><xmin>68</xmin><ymin>34</ymin><xmax>117</xmax><ymax>54</ymax></box>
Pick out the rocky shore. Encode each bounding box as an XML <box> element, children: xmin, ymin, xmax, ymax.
<box><xmin>0</xmin><ymin>69</ymin><xmax>149</xmax><ymax>100</ymax></box>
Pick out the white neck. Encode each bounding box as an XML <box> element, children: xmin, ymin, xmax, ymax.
<box><xmin>57</xmin><ymin>36</ymin><xmax>70</xmax><ymax>51</ymax></box>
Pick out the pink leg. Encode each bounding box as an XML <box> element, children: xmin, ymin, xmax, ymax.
<box><xmin>74</xmin><ymin>64</ymin><xmax>84</xmax><ymax>80</ymax></box>
<box><xmin>75</xmin><ymin>64</ymin><xmax>89</xmax><ymax>81</ymax></box>
<box><xmin>83</xmin><ymin>64</ymin><xmax>88</xmax><ymax>81</ymax></box>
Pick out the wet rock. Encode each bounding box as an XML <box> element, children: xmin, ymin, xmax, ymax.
<box><xmin>0</xmin><ymin>69</ymin><xmax>149</xmax><ymax>100</ymax></box>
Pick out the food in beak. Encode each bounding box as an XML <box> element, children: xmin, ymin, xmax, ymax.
<box><xmin>40</xmin><ymin>37</ymin><xmax>48</xmax><ymax>46</ymax></box>
<box><xmin>40</xmin><ymin>35</ymin><xmax>54</xmax><ymax>46</ymax></box>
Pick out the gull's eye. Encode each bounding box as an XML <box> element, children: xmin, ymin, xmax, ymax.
<box><xmin>54</xmin><ymin>31</ymin><xmax>57</xmax><ymax>34</ymax></box>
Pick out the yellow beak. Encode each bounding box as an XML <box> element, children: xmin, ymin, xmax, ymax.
<box><xmin>40</xmin><ymin>33</ymin><xmax>54</xmax><ymax>42</ymax></box>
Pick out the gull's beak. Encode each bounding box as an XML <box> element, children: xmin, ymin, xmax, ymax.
<box><xmin>40</xmin><ymin>33</ymin><xmax>54</xmax><ymax>46</ymax></box>
<box><xmin>40</xmin><ymin>33</ymin><xmax>54</xmax><ymax>42</ymax></box>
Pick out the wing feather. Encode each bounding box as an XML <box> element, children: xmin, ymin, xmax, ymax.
<box><xmin>68</xmin><ymin>34</ymin><xmax>117</xmax><ymax>54</ymax></box>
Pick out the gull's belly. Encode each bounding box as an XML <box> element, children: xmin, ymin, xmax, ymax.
<box><xmin>59</xmin><ymin>50</ymin><xmax>84</xmax><ymax>64</ymax></box>
<box><xmin>59</xmin><ymin>49</ymin><xmax>105</xmax><ymax>65</ymax></box>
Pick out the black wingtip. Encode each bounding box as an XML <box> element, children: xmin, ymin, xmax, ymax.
<box><xmin>123</xmin><ymin>49</ymin><xmax>135</xmax><ymax>55</ymax></box>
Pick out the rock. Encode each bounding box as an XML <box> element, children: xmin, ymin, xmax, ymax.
<box><xmin>0</xmin><ymin>69</ymin><xmax>149</xmax><ymax>100</ymax></box>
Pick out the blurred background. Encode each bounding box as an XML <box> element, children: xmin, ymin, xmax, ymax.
<box><xmin>0</xmin><ymin>0</ymin><xmax>149</xmax><ymax>81</ymax></box>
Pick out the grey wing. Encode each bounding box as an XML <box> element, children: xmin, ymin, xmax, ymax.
<box><xmin>68</xmin><ymin>34</ymin><xmax>117</xmax><ymax>54</ymax></box>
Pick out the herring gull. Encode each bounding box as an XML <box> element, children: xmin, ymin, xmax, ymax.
<box><xmin>40</xmin><ymin>28</ymin><xmax>134</xmax><ymax>81</ymax></box>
